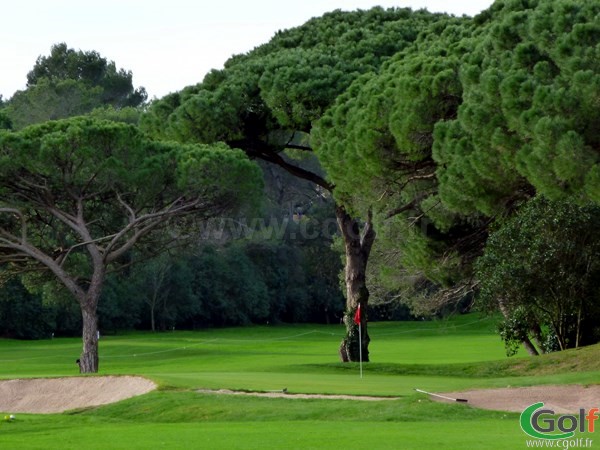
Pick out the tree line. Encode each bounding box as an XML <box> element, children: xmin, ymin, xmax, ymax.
<box><xmin>0</xmin><ymin>239</ymin><xmax>345</xmax><ymax>339</ymax></box>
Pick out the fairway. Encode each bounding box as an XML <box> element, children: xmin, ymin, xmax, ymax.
<box><xmin>0</xmin><ymin>314</ymin><xmax>598</xmax><ymax>449</ymax></box>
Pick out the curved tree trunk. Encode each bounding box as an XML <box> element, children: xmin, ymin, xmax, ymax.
<box><xmin>498</xmin><ymin>298</ymin><xmax>540</xmax><ymax>356</ymax></box>
<box><xmin>520</xmin><ymin>337</ymin><xmax>540</xmax><ymax>356</ymax></box>
<box><xmin>337</xmin><ymin>206</ymin><xmax>376</xmax><ymax>362</ymax></box>
<box><xmin>530</xmin><ymin>323</ymin><xmax>546</xmax><ymax>354</ymax></box>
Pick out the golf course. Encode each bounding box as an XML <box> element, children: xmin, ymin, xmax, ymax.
<box><xmin>0</xmin><ymin>313</ymin><xmax>598</xmax><ymax>449</ymax></box>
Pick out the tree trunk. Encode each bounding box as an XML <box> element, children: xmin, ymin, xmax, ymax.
<box><xmin>531</xmin><ymin>323</ymin><xmax>546</xmax><ymax>354</ymax></box>
<box><xmin>78</xmin><ymin>270</ymin><xmax>104</xmax><ymax>373</ymax></box>
<box><xmin>575</xmin><ymin>299</ymin><xmax>583</xmax><ymax>348</ymax></box>
<box><xmin>79</xmin><ymin>303</ymin><xmax>99</xmax><ymax>373</ymax></box>
<box><xmin>521</xmin><ymin>337</ymin><xmax>540</xmax><ymax>356</ymax></box>
<box><xmin>497</xmin><ymin>299</ymin><xmax>539</xmax><ymax>356</ymax></box>
<box><xmin>336</xmin><ymin>206</ymin><xmax>376</xmax><ymax>362</ymax></box>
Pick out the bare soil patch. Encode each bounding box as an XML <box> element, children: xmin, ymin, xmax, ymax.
<box><xmin>0</xmin><ymin>376</ymin><xmax>157</xmax><ymax>414</ymax></box>
<box><xmin>431</xmin><ymin>384</ymin><xmax>600</xmax><ymax>413</ymax></box>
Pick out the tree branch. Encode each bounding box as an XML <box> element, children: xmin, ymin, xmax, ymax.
<box><xmin>284</xmin><ymin>131</ymin><xmax>313</xmax><ymax>152</ymax></box>
<box><xmin>255</xmin><ymin>150</ymin><xmax>333</xmax><ymax>191</ymax></box>
<box><xmin>104</xmin><ymin>197</ymin><xmax>209</xmax><ymax>263</ymax></box>
<box><xmin>385</xmin><ymin>192</ymin><xmax>430</xmax><ymax>219</ymax></box>
<box><xmin>360</xmin><ymin>208</ymin><xmax>376</xmax><ymax>257</ymax></box>
<box><xmin>232</xmin><ymin>139</ymin><xmax>333</xmax><ymax>192</ymax></box>
<box><xmin>0</xmin><ymin>233</ymin><xmax>85</xmax><ymax>300</ymax></box>
<box><xmin>0</xmin><ymin>208</ymin><xmax>27</xmax><ymax>244</ymax></box>
<box><xmin>116</xmin><ymin>193</ymin><xmax>136</xmax><ymax>223</ymax></box>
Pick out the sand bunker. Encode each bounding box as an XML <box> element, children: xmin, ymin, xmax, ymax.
<box><xmin>0</xmin><ymin>376</ymin><xmax>157</xmax><ymax>414</ymax></box>
<box><xmin>200</xmin><ymin>385</ymin><xmax>600</xmax><ymax>410</ymax></box>
<box><xmin>431</xmin><ymin>385</ymin><xmax>600</xmax><ymax>413</ymax></box>
<box><xmin>197</xmin><ymin>388</ymin><xmax>399</xmax><ymax>401</ymax></box>
<box><xmin>2</xmin><ymin>376</ymin><xmax>597</xmax><ymax>414</ymax></box>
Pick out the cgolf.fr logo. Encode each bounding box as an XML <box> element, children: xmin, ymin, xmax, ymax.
<box><xmin>520</xmin><ymin>402</ymin><xmax>599</xmax><ymax>440</ymax></box>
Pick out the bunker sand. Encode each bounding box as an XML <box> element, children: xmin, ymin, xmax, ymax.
<box><xmin>2</xmin><ymin>377</ymin><xmax>598</xmax><ymax>414</ymax></box>
<box><xmin>197</xmin><ymin>388</ymin><xmax>399</xmax><ymax>401</ymax></box>
<box><xmin>0</xmin><ymin>376</ymin><xmax>156</xmax><ymax>413</ymax></box>
<box><xmin>433</xmin><ymin>385</ymin><xmax>600</xmax><ymax>413</ymax></box>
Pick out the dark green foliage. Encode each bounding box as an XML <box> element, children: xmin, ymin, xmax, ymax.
<box><xmin>87</xmin><ymin>106</ymin><xmax>142</xmax><ymax>125</ymax></box>
<box><xmin>0</xmin><ymin>278</ymin><xmax>54</xmax><ymax>339</ymax></box>
<box><xmin>0</xmin><ymin>118</ymin><xmax>263</xmax><ymax>258</ymax></box>
<box><xmin>433</xmin><ymin>0</ymin><xmax>600</xmax><ymax>214</ymax></box>
<box><xmin>186</xmin><ymin>245</ymin><xmax>270</xmax><ymax>326</ymax></box>
<box><xmin>6</xmin><ymin>43</ymin><xmax>147</xmax><ymax>129</ymax></box>
<box><xmin>50</xmin><ymin>299</ymin><xmax>82</xmax><ymax>336</ymax></box>
<box><xmin>312</xmin><ymin>0</ymin><xmax>599</xmax><ymax>320</ymax></box>
<box><xmin>138</xmin><ymin>9</ymin><xmax>457</xmax><ymax>361</ymax></box>
<box><xmin>477</xmin><ymin>196</ymin><xmax>600</xmax><ymax>351</ymax></box>
<box><xmin>313</xmin><ymin>16</ymin><xmax>471</xmax><ymax>208</ymax></box>
<box><xmin>141</xmin><ymin>7</ymin><xmax>445</xmax><ymax>142</ymax></box>
<box><xmin>95</xmin><ymin>240</ymin><xmax>343</xmax><ymax>331</ymax></box>
<box><xmin>243</xmin><ymin>239</ymin><xmax>345</xmax><ymax>324</ymax></box>
<box><xmin>98</xmin><ymin>274</ymin><xmax>144</xmax><ymax>332</ymax></box>
<box><xmin>6</xmin><ymin>79</ymin><xmax>103</xmax><ymax>129</ymax></box>
<box><xmin>0</xmin><ymin>107</ymin><xmax>12</xmax><ymax>130</ymax></box>
<box><xmin>312</xmin><ymin>16</ymin><xmax>487</xmax><ymax>310</ymax></box>
<box><xmin>0</xmin><ymin>115</ymin><xmax>11</xmax><ymax>131</ymax></box>
<box><xmin>256</xmin><ymin>7</ymin><xmax>446</xmax><ymax>131</ymax></box>
<box><xmin>0</xmin><ymin>235</ymin><xmax>344</xmax><ymax>336</ymax></box>
<box><xmin>0</xmin><ymin>116</ymin><xmax>262</xmax><ymax>358</ymax></box>
<box><xmin>367</xmin><ymin>300</ymin><xmax>415</xmax><ymax>322</ymax></box>
<box><xmin>0</xmin><ymin>275</ymin><xmax>83</xmax><ymax>339</ymax></box>
<box><xmin>26</xmin><ymin>42</ymin><xmax>147</xmax><ymax>108</ymax></box>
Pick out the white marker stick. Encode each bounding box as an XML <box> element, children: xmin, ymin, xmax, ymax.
<box><xmin>415</xmin><ymin>388</ymin><xmax>468</xmax><ymax>403</ymax></box>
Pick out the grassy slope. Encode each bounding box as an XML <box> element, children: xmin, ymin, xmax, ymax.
<box><xmin>0</xmin><ymin>314</ymin><xmax>597</xmax><ymax>449</ymax></box>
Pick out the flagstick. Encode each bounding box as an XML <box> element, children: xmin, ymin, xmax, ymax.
<box><xmin>358</xmin><ymin>320</ymin><xmax>363</xmax><ymax>379</ymax></box>
<box><xmin>353</xmin><ymin>304</ymin><xmax>363</xmax><ymax>379</ymax></box>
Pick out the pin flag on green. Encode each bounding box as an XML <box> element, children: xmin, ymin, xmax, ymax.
<box><xmin>354</xmin><ymin>304</ymin><xmax>363</xmax><ymax>378</ymax></box>
<box><xmin>354</xmin><ymin>304</ymin><xmax>361</xmax><ymax>325</ymax></box>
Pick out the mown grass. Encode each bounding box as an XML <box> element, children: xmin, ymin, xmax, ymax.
<box><xmin>307</xmin><ymin>342</ymin><xmax>600</xmax><ymax>379</ymax></box>
<box><xmin>0</xmin><ymin>313</ymin><xmax>597</xmax><ymax>449</ymax></box>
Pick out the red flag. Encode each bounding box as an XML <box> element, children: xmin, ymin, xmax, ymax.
<box><xmin>353</xmin><ymin>304</ymin><xmax>361</xmax><ymax>325</ymax></box>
